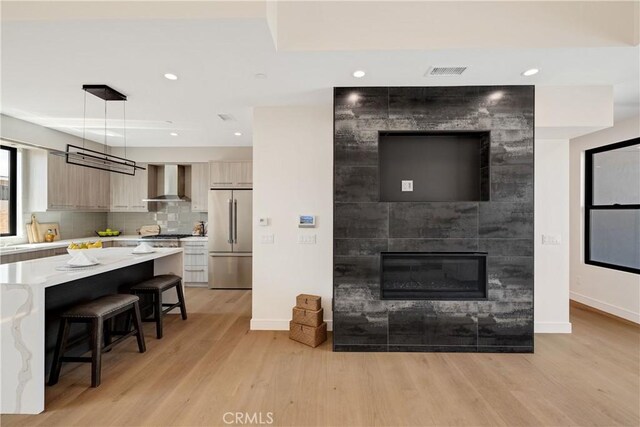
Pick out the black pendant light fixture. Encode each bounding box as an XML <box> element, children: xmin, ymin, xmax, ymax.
<box><xmin>53</xmin><ymin>84</ymin><xmax>145</xmax><ymax>176</ymax></box>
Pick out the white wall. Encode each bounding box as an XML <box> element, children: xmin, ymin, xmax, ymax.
<box><xmin>251</xmin><ymin>106</ymin><xmax>333</xmax><ymax>330</ymax></box>
<box><xmin>535</xmin><ymin>139</ymin><xmax>571</xmax><ymax>333</ymax></box>
<box><xmin>569</xmin><ymin>116</ymin><xmax>640</xmax><ymax>323</ymax></box>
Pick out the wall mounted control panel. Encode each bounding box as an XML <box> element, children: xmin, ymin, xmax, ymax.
<box><xmin>298</xmin><ymin>215</ymin><xmax>316</xmax><ymax>228</ymax></box>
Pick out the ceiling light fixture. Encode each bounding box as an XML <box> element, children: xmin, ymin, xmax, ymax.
<box><xmin>170</xmin><ymin>132</ymin><xmax>178</xmax><ymax>136</ymax></box>
<box><xmin>51</xmin><ymin>84</ymin><xmax>145</xmax><ymax>176</ymax></box>
<box><xmin>164</xmin><ymin>73</ymin><xmax>178</xmax><ymax>80</ymax></box>
<box><xmin>234</xmin><ymin>132</ymin><xmax>242</xmax><ymax>136</ymax></box>
<box><xmin>255</xmin><ymin>73</ymin><xmax>267</xmax><ymax>79</ymax></box>
<box><xmin>353</xmin><ymin>70</ymin><xmax>366</xmax><ymax>78</ymax></box>
<box><xmin>521</xmin><ymin>68</ymin><xmax>539</xmax><ymax>77</ymax></box>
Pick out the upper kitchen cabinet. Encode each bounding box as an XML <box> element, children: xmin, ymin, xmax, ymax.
<box><xmin>110</xmin><ymin>164</ymin><xmax>151</xmax><ymax>212</ymax></box>
<box><xmin>26</xmin><ymin>150</ymin><xmax>110</xmax><ymax>212</ymax></box>
<box><xmin>189</xmin><ymin>163</ymin><xmax>209</xmax><ymax>212</ymax></box>
<box><xmin>209</xmin><ymin>160</ymin><xmax>252</xmax><ymax>188</ymax></box>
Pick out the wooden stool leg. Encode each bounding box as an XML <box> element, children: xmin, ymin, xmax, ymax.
<box><xmin>154</xmin><ymin>291</ymin><xmax>163</xmax><ymax>339</ymax></box>
<box><xmin>132</xmin><ymin>301</ymin><xmax>146</xmax><ymax>353</ymax></box>
<box><xmin>91</xmin><ymin>317</ymin><xmax>103</xmax><ymax>387</ymax></box>
<box><xmin>48</xmin><ymin>318</ymin><xmax>70</xmax><ymax>386</ymax></box>
<box><xmin>176</xmin><ymin>282</ymin><xmax>188</xmax><ymax>320</ymax></box>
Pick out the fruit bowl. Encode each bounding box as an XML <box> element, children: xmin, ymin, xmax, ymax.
<box><xmin>67</xmin><ymin>241</ymin><xmax>103</xmax><ymax>255</ymax></box>
<box><xmin>96</xmin><ymin>229</ymin><xmax>121</xmax><ymax>237</ymax></box>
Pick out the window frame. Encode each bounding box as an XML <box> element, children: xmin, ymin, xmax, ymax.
<box><xmin>584</xmin><ymin>137</ymin><xmax>640</xmax><ymax>275</ymax></box>
<box><xmin>0</xmin><ymin>145</ymin><xmax>17</xmax><ymax>237</ymax></box>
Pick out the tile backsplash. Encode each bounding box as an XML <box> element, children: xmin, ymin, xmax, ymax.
<box><xmin>108</xmin><ymin>203</ymin><xmax>207</xmax><ymax>235</ymax></box>
<box><xmin>24</xmin><ymin>212</ymin><xmax>108</xmax><ymax>240</ymax></box>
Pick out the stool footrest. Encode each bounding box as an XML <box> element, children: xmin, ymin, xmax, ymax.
<box><xmin>60</xmin><ymin>356</ymin><xmax>92</xmax><ymax>363</ymax></box>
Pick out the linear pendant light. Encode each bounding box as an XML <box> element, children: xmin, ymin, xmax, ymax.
<box><xmin>52</xmin><ymin>84</ymin><xmax>145</xmax><ymax>176</ymax></box>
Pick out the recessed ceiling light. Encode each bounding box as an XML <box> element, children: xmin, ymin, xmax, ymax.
<box><xmin>521</xmin><ymin>68</ymin><xmax>539</xmax><ymax>77</ymax></box>
<box><xmin>234</xmin><ymin>132</ymin><xmax>242</xmax><ymax>136</ymax></box>
<box><xmin>170</xmin><ymin>132</ymin><xmax>178</xmax><ymax>136</ymax></box>
<box><xmin>353</xmin><ymin>70</ymin><xmax>366</xmax><ymax>78</ymax></box>
<box><xmin>255</xmin><ymin>73</ymin><xmax>267</xmax><ymax>79</ymax></box>
<box><xmin>164</xmin><ymin>73</ymin><xmax>178</xmax><ymax>80</ymax></box>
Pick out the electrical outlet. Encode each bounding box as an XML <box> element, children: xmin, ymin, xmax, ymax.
<box><xmin>260</xmin><ymin>234</ymin><xmax>274</xmax><ymax>244</ymax></box>
<box><xmin>401</xmin><ymin>180</ymin><xmax>413</xmax><ymax>192</ymax></box>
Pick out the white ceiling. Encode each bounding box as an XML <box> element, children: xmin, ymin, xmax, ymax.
<box><xmin>1</xmin><ymin>2</ymin><xmax>638</xmax><ymax>148</ymax></box>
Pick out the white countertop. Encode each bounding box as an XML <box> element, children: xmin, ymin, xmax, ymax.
<box><xmin>0</xmin><ymin>247</ymin><xmax>183</xmax><ymax>288</ymax></box>
<box><xmin>1</xmin><ymin>235</ymin><xmax>207</xmax><ymax>255</ymax></box>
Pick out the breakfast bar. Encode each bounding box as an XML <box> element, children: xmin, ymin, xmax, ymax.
<box><xmin>0</xmin><ymin>247</ymin><xmax>183</xmax><ymax>414</ymax></box>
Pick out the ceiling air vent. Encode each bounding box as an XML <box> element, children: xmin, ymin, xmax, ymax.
<box><xmin>425</xmin><ymin>66</ymin><xmax>467</xmax><ymax>76</ymax></box>
<box><xmin>217</xmin><ymin>114</ymin><xmax>236</xmax><ymax>122</ymax></box>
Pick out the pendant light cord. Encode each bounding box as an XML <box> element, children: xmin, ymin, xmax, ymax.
<box><xmin>82</xmin><ymin>89</ymin><xmax>87</xmax><ymax>150</ymax></box>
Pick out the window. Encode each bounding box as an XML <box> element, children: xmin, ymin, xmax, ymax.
<box><xmin>0</xmin><ymin>146</ymin><xmax>17</xmax><ymax>236</ymax></box>
<box><xmin>585</xmin><ymin>137</ymin><xmax>640</xmax><ymax>274</ymax></box>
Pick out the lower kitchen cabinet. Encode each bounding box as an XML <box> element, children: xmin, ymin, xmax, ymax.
<box><xmin>181</xmin><ymin>240</ymin><xmax>208</xmax><ymax>286</ymax></box>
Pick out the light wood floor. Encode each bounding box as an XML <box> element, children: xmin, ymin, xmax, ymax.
<box><xmin>2</xmin><ymin>289</ymin><xmax>639</xmax><ymax>427</ymax></box>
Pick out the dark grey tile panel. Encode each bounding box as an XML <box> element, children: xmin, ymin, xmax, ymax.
<box><xmin>478</xmin><ymin>239</ymin><xmax>533</xmax><ymax>257</ymax></box>
<box><xmin>389</xmin><ymin>345</ymin><xmax>478</xmax><ymax>353</ymax></box>
<box><xmin>334</xmin><ymin>122</ymin><xmax>379</xmax><ymax>166</ymax></box>
<box><xmin>389</xmin><ymin>202</ymin><xmax>478</xmax><ymax>238</ymax></box>
<box><xmin>388</xmin><ymin>86</ymin><xmax>481</xmax><ymax>122</ymax></box>
<box><xmin>334</xmin><ymin>203</ymin><xmax>389</xmax><ymax>238</ymax></box>
<box><xmin>334</xmin><ymin>239</ymin><xmax>388</xmax><ymax>256</ymax></box>
<box><xmin>388</xmin><ymin>310</ymin><xmax>477</xmax><ymax>347</ymax></box>
<box><xmin>334</xmin><ymin>344</ymin><xmax>388</xmax><ymax>352</ymax></box>
<box><xmin>477</xmin><ymin>346</ymin><xmax>533</xmax><ymax>353</ymax></box>
<box><xmin>334</xmin><ymin>87</ymin><xmax>389</xmax><ymax>120</ymax></box>
<box><xmin>334</xmin><ymin>256</ymin><xmax>379</xmax><ymax>286</ymax></box>
<box><xmin>335</xmin><ymin>166</ymin><xmax>379</xmax><ymax>202</ymax></box>
<box><xmin>491</xmin><ymin>165</ymin><xmax>534</xmax><ymax>202</ymax></box>
<box><xmin>477</xmin><ymin>301</ymin><xmax>533</xmax><ymax>348</ymax></box>
<box><xmin>388</xmin><ymin>238</ymin><xmax>478</xmax><ymax>253</ymax></box>
<box><xmin>487</xmin><ymin>256</ymin><xmax>534</xmax><ymax>292</ymax></box>
<box><xmin>490</xmin><ymin>129</ymin><xmax>534</xmax><ymax>166</ymax></box>
<box><xmin>479</xmin><ymin>202</ymin><xmax>533</xmax><ymax>238</ymax></box>
<box><xmin>333</xmin><ymin>311</ymin><xmax>388</xmax><ymax>345</ymax></box>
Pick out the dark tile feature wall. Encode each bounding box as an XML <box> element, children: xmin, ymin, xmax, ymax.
<box><xmin>333</xmin><ymin>86</ymin><xmax>534</xmax><ymax>353</ymax></box>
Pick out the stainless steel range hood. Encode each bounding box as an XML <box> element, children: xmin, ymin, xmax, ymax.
<box><xmin>143</xmin><ymin>164</ymin><xmax>191</xmax><ymax>202</ymax></box>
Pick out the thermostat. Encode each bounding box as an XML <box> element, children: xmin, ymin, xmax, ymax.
<box><xmin>298</xmin><ymin>215</ymin><xmax>316</xmax><ymax>228</ymax></box>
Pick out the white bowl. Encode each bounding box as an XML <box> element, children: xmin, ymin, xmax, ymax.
<box><xmin>67</xmin><ymin>248</ymin><xmax>103</xmax><ymax>255</ymax></box>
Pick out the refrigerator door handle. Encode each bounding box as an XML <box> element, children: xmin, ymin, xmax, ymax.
<box><xmin>227</xmin><ymin>198</ymin><xmax>233</xmax><ymax>244</ymax></box>
<box><xmin>233</xmin><ymin>199</ymin><xmax>238</xmax><ymax>243</ymax></box>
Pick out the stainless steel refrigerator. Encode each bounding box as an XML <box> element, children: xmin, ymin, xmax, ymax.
<box><xmin>208</xmin><ymin>189</ymin><xmax>252</xmax><ymax>289</ymax></box>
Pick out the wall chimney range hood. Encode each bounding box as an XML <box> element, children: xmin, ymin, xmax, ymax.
<box><xmin>143</xmin><ymin>164</ymin><xmax>191</xmax><ymax>202</ymax></box>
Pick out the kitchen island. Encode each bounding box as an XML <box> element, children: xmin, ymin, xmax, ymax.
<box><xmin>1</xmin><ymin>248</ymin><xmax>183</xmax><ymax>414</ymax></box>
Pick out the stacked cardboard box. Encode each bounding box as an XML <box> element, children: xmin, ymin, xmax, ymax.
<box><xmin>289</xmin><ymin>294</ymin><xmax>327</xmax><ymax>348</ymax></box>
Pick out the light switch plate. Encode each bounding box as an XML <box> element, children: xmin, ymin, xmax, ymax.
<box><xmin>541</xmin><ymin>234</ymin><xmax>561</xmax><ymax>245</ymax></box>
<box><xmin>258</xmin><ymin>218</ymin><xmax>269</xmax><ymax>226</ymax></box>
<box><xmin>260</xmin><ymin>234</ymin><xmax>274</xmax><ymax>244</ymax></box>
<box><xmin>401</xmin><ymin>180</ymin><xmax>413</xmax><ymax>192</ymax></box>
<box><xmin>297</xmin><ymin>234</ymin><xmax>316</xmax><ymax>244</ymax></box>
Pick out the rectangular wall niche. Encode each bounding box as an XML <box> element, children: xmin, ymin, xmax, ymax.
<box><xmin>379</xmin><ymin>131</ymin><xmax>490</xmax><ymax>202</ymax></box>
<box><xmin>381</xmin><ymin>252</ymin><xmax>488</xmax><ymax>300</ymax></box>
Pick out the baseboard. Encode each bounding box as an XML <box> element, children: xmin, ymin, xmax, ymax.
<box><xmin>251</xmin><ymin>319</ymin><xmax>333</xmax><ymax>331</ymax></box>
<box><xmin>570</xmin><ymin>292</ymin><xmax>640</xmax><ymax>324</ymax></box>
<box><xmin>534</xmin><ymin>321</ymin><xmax>572</xmax><ymax>333</ymax></box>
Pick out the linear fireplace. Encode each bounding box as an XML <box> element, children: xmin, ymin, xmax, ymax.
<box><xmin>381</xmin><ymin>252</ymin><xmax>488</xmax><ymax>300</ymax></box>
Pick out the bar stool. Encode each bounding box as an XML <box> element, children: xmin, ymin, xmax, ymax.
<box><xmin>48</xmin><ymin>294</ymin><xmax>146</xmax><ymax>387</ymax></box>
<box><xmin>130</xmin><ymin>274</ymin><xmax>187</xmax><ymax>339</ymax></box>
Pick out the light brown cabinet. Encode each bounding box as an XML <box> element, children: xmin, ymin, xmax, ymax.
<box><xmin>209</xmin><ymin>161</ymin><xmax>252</xmax><ymax>188</ymax></box>
<box><xmin>189</xmin><ymin>163</ymin><xmax>209</xmax><ymax>212</ymax></box>
<box><xmin>109</xmin><ymin>164</ymin><xmax>149</xmax><ymax>212</ymax></box>
<box><xmin>27</xmin><ymin>152</ymin><xmax>110</xmax><ymax>212</ymax></box>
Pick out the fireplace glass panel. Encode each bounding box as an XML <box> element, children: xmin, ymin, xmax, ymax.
<box><xmin>381</xmin><ymin>252</ymin><xmax>487</xmax><ymax>300</ymax></box>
